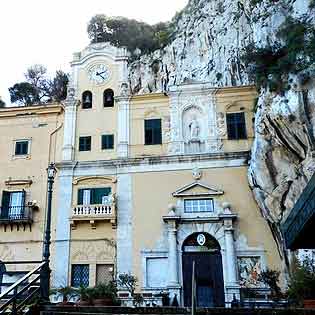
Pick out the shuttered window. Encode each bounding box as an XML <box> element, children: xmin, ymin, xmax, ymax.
<box><xmin>15</xmin><ymin>141</ymin><xmax>29</xmax><ymax>155</ymax></box>
<box><xmin>77</xmin><ymin>187</ymin><xmax>111</xmax><ymax>205</ymax></box>
<box><xmin>96</xmin><ymin>264</ymin><xmax>114</xmax><ymax>285</ymax></box>
<box><xmin>1</xmin><ymin>190</ymin><xmax>25</xmax><ymax>219</ymax></box>
<box><xmin>144</xmin><ymin>119</ymin><xmax>162</xmax><ymax>145</ymax></box>
<box><xmin>101</xmin><ymin>134</ymin><xmax>114</xmax><ymax>150</ymax></box>
<box><xmin>79</xmin><ymin>136</ymin><xmax>91</xmax><ymax>151</ymax></box>
<box><xmin>226</xmin><ymin>112</ymin><xmax>247</xmax><ymax>140</ymax></box>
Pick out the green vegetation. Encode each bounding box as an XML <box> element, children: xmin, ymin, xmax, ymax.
<box><xmin>287</xmin><ymin>256</ymin><xmax>315</xmax><ymax>306</ymax></box>
<box><xmin>0</xmin><ymin>98</ymin><xmax>5</xmax><ymax>108</ymax></box>
<box><xmin>242</xmin><ymin>17</ymin><xmax>315</xmax><ymax>92</ymax></box>
<box><xmin>309</xmin><ymin>0</ymin><xmax>315</xmax><ymax>9</ymax></box>
<box><xmin>87</xmin><ymin>15</ymin><xmax>173</xmax><ymax>55</ymax></box>
<box><xmin>9</xmin><ymin>65</ymin><xmax>68</xmax><ymax>106</ymax></box>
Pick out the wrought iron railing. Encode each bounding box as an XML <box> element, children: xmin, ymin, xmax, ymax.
<box><xmin>0</xmin><ymin>261</ymin><xmax>46</xmax><ymax>314</ymax></box>
<box><xmin>0</xmin><ymin>206</ymin><xmax>33</xmax><ymax>222</ymax></box>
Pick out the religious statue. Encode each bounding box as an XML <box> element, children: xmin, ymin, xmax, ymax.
<box><xmin>189</xmin><ymin>116</ymin><xmax>200</xmax><ymax>140</ymax></box>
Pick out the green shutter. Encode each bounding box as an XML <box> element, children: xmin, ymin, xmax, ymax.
<box><xmin>77</xmin><ymin>189</ymin><xmax>84</xmax><ymax>205</ymax></box>
<box><xmin>1</xmin><ymin>191</ymin><xmax>10</xmax><ymax>218</ymax></box>
<box><xmin>90</xmin><ymin>188</ymin><xmax>111</xmax><ymax>204</ymax></box>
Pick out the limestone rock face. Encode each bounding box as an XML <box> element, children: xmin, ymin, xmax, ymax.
<box><xmin>128</xmin><ymin>0</ymin><xmax>315</xmax><ymax>261</ymax></box>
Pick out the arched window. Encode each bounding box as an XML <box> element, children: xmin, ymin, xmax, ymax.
<box><xmin>82</xmin><ymin>91</ymin><xmax>92</xmax><ymax>109</ymax></box>
<box><xmin>103</xmin><ymin>89</ymin><xmax>114</xmax><ymax>107</ymax></box>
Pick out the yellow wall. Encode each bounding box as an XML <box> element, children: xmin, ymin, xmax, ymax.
<box><xmin>131</xmin><ymin>166</ymin><xmax>281</xmax><ymax>287</ymax></box>
<box><xmin>0</xmin><ymin>104</ymin><xmax>63</xmax><ymax>264</ymax></box>
<box><xmin>130</xmin><ymin>93</ymin><xmax>169</xmax><ymax>157</ymax></box>
<box><xmin>75</xmin><ymin>57</ymin><xmax>119</xmax><ymax>161</ymax></box>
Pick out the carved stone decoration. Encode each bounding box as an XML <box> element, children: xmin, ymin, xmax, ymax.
<box><xmin>163</xmin><ymin>116</ymin><xmax>171</xmax><ymax>142</ymax></box>
<box><xmin>237</xmin><ymin>257</ymin><xmax>263</xmax><ymax>288</ymax></box>
<box><xmin>71</xmin><ymin>239</ymin><xmax>116</xmax><ymax>263</ymax></box>
<box><xmin>216</xmin><ymin>112</ymin><xmax>226</xmax><ymax>137</ymax></box>
<box><xmin>192</xmin><ymin>167</ymin><xmax>202</xmax><ymax>180</ymax></box>
<box><xmin>120</xmin><ymin>82</ymin><xmax>129</xmax><ymax>97</ymax></box>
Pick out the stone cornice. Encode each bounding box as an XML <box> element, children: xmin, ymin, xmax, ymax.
<box><xmin>56</xmin><ymin>151</ymin><xmax>250</xmax><ymax>170</ymax></box>
<box><xmin>0</xmin><ymin>103</ymin><xmax>63</xmax><ymax>118</ymax></box>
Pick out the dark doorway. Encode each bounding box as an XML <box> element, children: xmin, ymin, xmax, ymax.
<box><xmin>182</xmin><ymin>233</ymin><xmax>224</xmax><ymax>307</ymax></box>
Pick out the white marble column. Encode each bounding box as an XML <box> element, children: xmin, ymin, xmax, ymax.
<box><xmin>168</xmin><ymin>222</ymin><xmax>179</xmax><ymax>286</ymax></box>
<box><xmin>224</xmin><ymin>227</ymin><xmax>237</xmax><ymax>284</ymax></box>
<box><xmin>62</xmin><ymin>94</ymin><xmax>77</xmax><ymax>161</ymax></box>
<box><xmin>116</xmin><ymin>95</ymin><xmax>130</xmax><ymax>158</ymax></box>
<box><xmin>163</xmin><ymin>208</ymin><xmax>181</xmax><ymax>304</ymax></box>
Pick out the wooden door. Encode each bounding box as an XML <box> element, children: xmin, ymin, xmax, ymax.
<box><xmin>182</xmin><ymin>251</ymin><xmax>224</xmax><ymax>307</ymax></box>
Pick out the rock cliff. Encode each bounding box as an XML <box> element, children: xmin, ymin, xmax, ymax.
<box><xmin>128</xmin><ymin>0</ymin><xmax>315</xmax><ymax>265</ymax></box>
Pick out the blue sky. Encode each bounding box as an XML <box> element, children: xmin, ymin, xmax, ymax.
<box><xmin>0</xmin><ymin>0</ymin><xmax>188</xmax><ymax>105</ymax></box>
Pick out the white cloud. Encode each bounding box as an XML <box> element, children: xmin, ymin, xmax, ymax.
<box><xmin>0</xmin><ymin>0</ymin><xmax>188</xmax><ymax>105</ymax></box>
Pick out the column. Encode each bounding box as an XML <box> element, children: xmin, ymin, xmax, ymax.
<box><xmin>62</xmin><ymin>92</ymin><xmax>77</xmax><ymax>161</ymax></box>
<box><xmin>163</xmin><ymin>208</ymin><xmax>181</xmax><ymax>304</ymax></box>
<box><xmin>116</xmin><ymin>95</ymin><xmax>130</xmax><ymax>158</ymax></box>
<box><xmin>168</xmin><ymin>221</ymin><xmax>179</xmax><ymax>286</ymax></box>
<box><xmin>220</xmin><ymin>203</ymin><xmax>239</xmax><ymax>305</ymax></box>
<box><xmin>224</xmin><ymin>227</ymin><xmax>237</xmax><ymax>284</ymax></box>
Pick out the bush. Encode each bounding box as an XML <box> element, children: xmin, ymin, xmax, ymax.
<box><xmin>87</xmin><ymin>15</ymin><xmax>172</xmax><ymax>55</ymax></box>
<box><xmin>91</xmin><ymin>281</ymin><xmax>117</xmax><ymax>300</ymax></box>
<box><xmin>287</xmin><ymin>256</ymin><xmax>315</xmax><ymax>306</ymax></box>
<box><xmin>242</xmin><ymin>17</ymin><xmax>315</xmax><ymax>92</ymax></box>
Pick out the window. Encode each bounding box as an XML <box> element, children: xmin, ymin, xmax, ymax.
<box><xmin>82</xmin><ymin>91</ymin><xmax>92</xmax><ymax>109</ymax></box>
<box><xmin>184</xmin><ymin>199</ymin><xmax>213</xmax><ymax>213</ymax></box>
<box><xmin>103</xmin><ymin>89</ymin><xmax>114</xmax><ymax>107</ymax></box>
<box><xmin>15</xmin><ymin>140</ymin><xmax>29</xmax><ymax>156</ymax></box>
<box><xmin>226</xmin><ymin>112</ymin><xmax>247</xmax><ymax>140</ymax></box>
<box><xmin>1</xmin><ymin>190</ymin><xmax>25</xmax><ymax>219</ymax></box>
<box><xmin>101</xmin><ymin>134</ymin><xmax>114</xmax><ymax>150</ymax></box>
<box><xmin>96</xmin><ymin>264</ymin><xmax>114</xmax><ymax>285</ymax></box>
<box><xmin>79</xmin><ymin>136</ymin><xmax>91</xmax><ymax>151</ymax></box>
<box><xmin>77</xmin><ymin>187</ymin><xmax>111</xmax><ymax>205</ymax></box>
<box><xmin>144</xmin><ymin>119</ymin><xmax>162</xmax><ymax>145</ymax></box>
<box><xmin>71</xmin><ymin>264</ymin><xmax>89</xmax><ymax>287</ymax></box>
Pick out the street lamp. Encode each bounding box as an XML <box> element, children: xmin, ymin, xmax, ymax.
<box><xmin>41</xmin><ymin>162</ymin><xmax>57</xmax><ymax>301</ymax></box>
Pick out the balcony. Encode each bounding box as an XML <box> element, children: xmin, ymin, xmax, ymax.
<box><xmin>0</xmin><ymin>206</ymin><xmax>33</xmax><ymax>231</ymax></box>
<box><xmin>70</xmin><ymin>202</ymin><xmax>116</xmax><ymax>229</ymax></box>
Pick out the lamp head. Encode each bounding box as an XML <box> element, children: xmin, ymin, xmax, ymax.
<box><xmin>47</xmin><ymin>163</ymin><xmax>57</xmax><ymax>178</ymax></box>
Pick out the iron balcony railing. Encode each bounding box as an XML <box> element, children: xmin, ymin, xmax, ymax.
<box><xmin>0</xmin><ymin>206</ymin><xmax>33</xmax><ymax>222</ymax></box>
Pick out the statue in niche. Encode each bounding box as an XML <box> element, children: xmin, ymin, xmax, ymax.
<box><xmin>189</xmin><ymin>115</ymin><xmax>200</xmax><ymax>140</ymax></box>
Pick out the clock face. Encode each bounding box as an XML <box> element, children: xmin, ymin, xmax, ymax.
<box><xmin>87</xmin><ymin>64</ymin><xmax>110</xmax><ymax>85</ymax></box>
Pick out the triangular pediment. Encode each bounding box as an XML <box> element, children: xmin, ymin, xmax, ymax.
<box><xmin>172</xmin><ymin>181</ymin><xmax>224</xmax><ymax>197</ymax></box>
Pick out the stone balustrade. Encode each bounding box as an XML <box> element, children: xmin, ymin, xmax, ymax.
<box><xmin>70</xmin><ymin>203</ymin><xmax>116</xmax><ymax>229</ymax></box>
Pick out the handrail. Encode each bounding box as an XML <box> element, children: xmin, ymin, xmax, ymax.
<box><xmin>0</xmin><ymin>261</ymin><xmax>45</xmax><ymax>300</ymax></box>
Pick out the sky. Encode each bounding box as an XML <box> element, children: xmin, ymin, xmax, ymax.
<box><xmin>0</xmin><ymin>0</ymin><xmax>188</xmax><ymax>105</ymax></box>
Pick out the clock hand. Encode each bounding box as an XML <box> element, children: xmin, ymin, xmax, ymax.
<box><xmin>95</xmin><ymin>72</ymin><xmax>105</xmax><ymax>79</ymax></box>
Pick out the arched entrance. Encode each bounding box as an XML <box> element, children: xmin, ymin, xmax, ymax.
<box><xmin>182</xmin><ymin>232</ymin><xmax>224</xmax><ymax>307</ymax></box>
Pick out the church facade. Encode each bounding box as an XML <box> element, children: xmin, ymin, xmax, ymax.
<box><xmin>0</xmin><ymin>43</ymin><xmax>281</xmax><ymax>307</ymax></box>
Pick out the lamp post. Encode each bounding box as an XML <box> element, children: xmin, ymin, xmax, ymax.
<box><xmin>41</xmin><ymin>162</ymin><xmax>57</xmax><ymax>301</ymax></box>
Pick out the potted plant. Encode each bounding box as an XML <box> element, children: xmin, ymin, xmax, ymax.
<box><xmin>287</xmin><ymin>255</ymin><xmax>315</xmax><ymax>308</ymax></box>
<box><xmin>117</xmin><ymin>273</ymin><xmax>143</xmax><ymax>306</ymax></box>
<box><xmin>91</xmin><ymin>281</ymin><xmax>117</xmax><ymax>306</ymax></box>
<box><xmin>76</xmin><ymin>285</ymin><xmax>93</xmax><ymax>306</ymax></box>
<box><xmin>50</xmin><ymin>286</ymin><xmax>76</xmax><ymax>305</ymax></box>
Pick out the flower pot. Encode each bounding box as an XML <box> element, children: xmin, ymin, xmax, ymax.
<box><xmin>304</xmin><ymin>299</ymin><xmax>315</xmax><ymax>308</ymax></box>
<box><xmin>93</xmin><ymin>297</ymin><xmax>113</xmax><ymax>306</ymax></box>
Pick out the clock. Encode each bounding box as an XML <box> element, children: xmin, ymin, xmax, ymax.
<box><xmin>87</xmin><ymin>64</ymin><xmax>110</xmax><ymax>85</ymax></box>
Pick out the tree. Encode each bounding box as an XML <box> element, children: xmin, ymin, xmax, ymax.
<box><xmin>87</xmin><ymin>15</ymin><xmax>172</xmax><ymax>55</ymax></box>
<box><xmin>48</xmin><ymin>71</ymin><xmax>69</xmax><ymax>102</ymax></box>
<box><xmin>8</xmin><ymin>65</ymin><xmax>68</xmax><ymax>106</ymax></box>
<box><xmin>0</xmin><ymin>98</ymin><xmax>5</xmax><ymax>108</ymax></box>
<box><xmin>9</xmin><ymin>82</ymin><xmax>39</xmax><ymax>106</ymax></box>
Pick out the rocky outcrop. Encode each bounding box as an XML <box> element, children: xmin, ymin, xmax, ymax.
<box><xmin>128</xmin><ymin>0</ymin><xmax>315</xmax><ymax>265</ymax></box>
